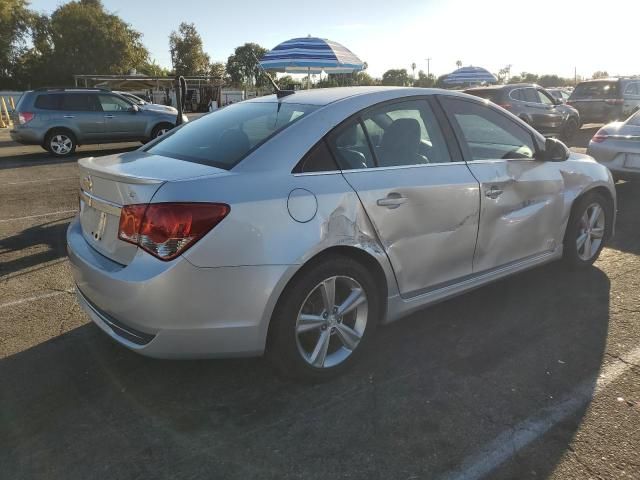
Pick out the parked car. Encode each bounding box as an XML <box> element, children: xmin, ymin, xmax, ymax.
<box><xmin>115</xmin><ymin>91</ymin><xmax>179</xmax><ymax>115</ymax></box>
<box><xmin>568</xmin><ymin>78</ymin><xmax>640</xmax><ymax>124</ymax></box>
<box><xmin>67</xmin><ymin>87</ymin><xmax>616</xmax><ymax>380</ymax></box>
<box><xmin>10</xmin><ymin>88</ymin><xmax>187</xmax><ymax>158</ymax></box>
<box><xmin>587</xmin><ymin>109</ymin><xmax>640</xmax><ymax>182</ymax></box>
<box><xmin>465</xmin><ymin>84</ymin><xmax>581</xmax><ymax>140</ymax></box>
<box><xmin>547</xmin><ymin>88</ymin><xmax>571</xmax><ymax>103</ymax></box>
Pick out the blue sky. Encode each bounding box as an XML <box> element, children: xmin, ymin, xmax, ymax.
<box><xmin>29</xmin><ymin>0</ymin><xmax>639</xmax><ymax>79</ymax></box>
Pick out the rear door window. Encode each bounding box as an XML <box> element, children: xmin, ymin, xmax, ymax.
<box><xmin>147</xmin><ymin>102</ymin><xmax>318</xmax><ymax>169</ymax></box>
<box><xmin>61</xmin><ymin>94</ymin><xmax>99</xmax><ymax>111</ymax></box>
<box><xmin>34</xmin><ymin>94</ymin><xmax>62</xmax><ymax>110</ymax></box>
<box><xmin>522</xmin><ymin>88</ymin><xmax>540</xmax><ymax>103</ymax></box>
<box><xmin>509</xmin><ymin>89</ymin><xmax>525</xmax><ymax>101</ymax></box>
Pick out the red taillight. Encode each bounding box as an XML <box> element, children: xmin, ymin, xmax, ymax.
<box><xmin>118</xmin><ymin>203</ymin><xmax>230</xmax><ymax>260</ymax></box>
<box><xmin>498</xmin><ymin>103</ymin><xmax>512</xmax><ymax>109</ymax></box>
<box><xmin>18</xmin><ymin>112</ymin><xmax>34</xmax><ymax>124</ymax></box>
<box><xmin>591</xmin><ymin>128</ymin><xmax>609</xmax><ymax>143</ymax></box>
<box><xmin>605</xmin><ymin>98</ymin><xmax>624</xmax><ymax>105</ymax></box>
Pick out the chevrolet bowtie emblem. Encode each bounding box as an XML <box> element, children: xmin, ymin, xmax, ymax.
<box><xmin>82</xmin><ymin>175</ymin><xmax>93</xmax><ymax>191</ymax></box>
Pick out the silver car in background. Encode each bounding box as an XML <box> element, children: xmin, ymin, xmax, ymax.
<box><xmin>67</xmin><ymin>87</ymin><xmax>616</xmax><ymax>380</ymax></box>
<box><xmin>587</xmin><ymin>110</ymin><xmax>640</xmax><ymax>182</ymax></box>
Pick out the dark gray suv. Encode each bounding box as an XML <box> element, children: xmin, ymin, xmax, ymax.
<box><xmin>465</xmin><ymin>84</ymin><xmax>581</xmax><ymax>140</ymax></box>
<box><xmin>568</xmin><ymin>78</ymin><xmax>640</xmax><ymax>124</ymax></box>
<box><xmin>10</xmin><ymin>88</ymin><xmax>187</xmax><ymax>157</ymax></box>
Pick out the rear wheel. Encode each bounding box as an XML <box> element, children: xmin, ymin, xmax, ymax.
<box><xmin>267</xmin><ymin>256</ymin><xmax>380</xmax><ymax>380</ymax></box>
<box><xmin>563</xmin><ymin>192</ymin><xmax>611</xmax><ymax>268</ymax></box>
<box><xmin>46</xmin><ymin>130</ymin><xmax>76</xmax><ymax>158</ymax></box>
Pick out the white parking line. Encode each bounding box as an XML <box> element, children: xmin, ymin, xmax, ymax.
<box><xmin>6</xmin><ymin>176</ymin><xmax>76</xmax><ymax>186</ymax></box>
<box><xmin>440</xmin><ymin>346</ymin><xmax>640</xmax><ymax>480</ymax></box>
<box><xmin>0</xmin><ymin>290</ymin><xmax>74</xmax><ymax>310</ymax></box>
<box><xmin>0</xmin><ymin>210</ymin><xmax>76</xmax><ymax>223</ymax></box>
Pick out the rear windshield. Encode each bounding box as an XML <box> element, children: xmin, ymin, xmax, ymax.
<box><xmin>628</xmin><ymin>110</ymin><xmax>640</xmax><ymax>126</ymax></box>
<box><xmin>147</xmin><ymin>102</ymin><xmax>319</xmax><ymax>169</ymax></box>
<box><xmin>570</xmin><ymin>81</ymin><xmax>619</xmax><ymax>100</ymax></box>
<box><xmin>466</xmin><ymin>89</ymin><xmax>499</xmax><ymax>102</ymax></box>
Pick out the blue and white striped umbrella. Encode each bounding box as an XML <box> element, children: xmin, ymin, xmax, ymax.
<box><xmin>444</xmin><ymin>66</ymin><xmax>497</xmax><ymax>85</ymax></box>
<box><xmin>259</xmin><ymin>36</ymin><xmax>365</xmax><ymax>74</ymax></box>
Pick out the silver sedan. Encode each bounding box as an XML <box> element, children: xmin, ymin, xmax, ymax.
<box><xmin>587</xmin><ymin>110</ymin><xmax>640</xmax><ymax>182</ymax></box>
<box><xmin>67</xmin><ymin>87</ymin><xmax>616</xmax><ymax>380</ymax></box>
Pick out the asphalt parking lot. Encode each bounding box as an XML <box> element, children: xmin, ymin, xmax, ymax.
<box><xmin>1</xmin><ymin>125</ymin><xmax>639</xmax><ymax>480</ymax></box>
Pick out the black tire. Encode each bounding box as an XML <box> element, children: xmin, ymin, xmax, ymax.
<box><xmin>562</xmin><ymin>117</ymin><xmax>579</xmax><ymax>142</ymax></box>
<box><xmin>45</xmin><ymin>129</ymin><xmax>76</xmax><ymax>158</ymax></box>
<box><xmin>150</xmin><ymin>123</ymin><xmax>173</xmax><ymax>140</ymax></box>
<box><xmin>267</xmin><ymin>255</ymin><xmax>381</xmax><ymax>381</ymax></box>
<box><xmin>563</xmin><ymin>191</ymin><xmax>612</xmax><ymax>268</ymax></box>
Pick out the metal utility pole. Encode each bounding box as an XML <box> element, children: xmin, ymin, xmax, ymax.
<box><xmin>425</xmin><ymin>58</ymin><xmax>431</xmax><ymax>78</ymax></box>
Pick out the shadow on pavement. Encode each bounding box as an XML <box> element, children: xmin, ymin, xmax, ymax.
<box><xmin>0</xmin><ymin>219</ymin><xmax>70</xmax><ymax>277</ymax></box>
<box><xmin>609</xmin><ymin>181</ymin><xmax>640</xmax><ymax>256</ymax></box>
<box><xmin>0</xmin><ymin>145</ymin><xmax>138</xmax><ymax>170</ymax></box>
<box><xmin>1</xmin><ymin>262</ymin><xmax>611</xmax><ymax>479</ymax></box>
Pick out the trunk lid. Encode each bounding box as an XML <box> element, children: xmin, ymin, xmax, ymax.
<box><xmin>78</xmin><ymin>150</ymin><xmax>228</xmax><ymax>265</ymax></box>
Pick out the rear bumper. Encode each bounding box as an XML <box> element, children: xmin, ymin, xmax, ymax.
<box><xmin>66</xmin><ymin>218</ymin><xmax>290</xmax><ymax>358</ymax></box>
<box><xmin>9</xmin><ymin>127</ymin><xmax>43</xmax><ymax>145</ymax></box>
<box><xmin>587</xmin><ymin>142</ymin><xmax>640</xmax><ymax>180</ymax></box>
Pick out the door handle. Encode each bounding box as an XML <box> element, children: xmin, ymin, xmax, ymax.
<box><xmin>63</xmin><ymin>115</ymin><xmax>75</xmax><ymax>118</ymax></box>
<box><xmin>377</xmin><ymin>194</ymin><xmax>407</xmax><ymax>209</ymax></box>
<box><xmin>104</xmin><ymin>114</ymin><xmax>114</xmax><ymax>118</ymax></box>
<box><xmin>485</xmin><ymin>186</ymin><xmax>504</xmax><ymax>199</ymax></box>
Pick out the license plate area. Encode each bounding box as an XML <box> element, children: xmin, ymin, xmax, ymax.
<box><xmin>623</xmin><ymin>153</ymin><xmax>640</xmax><ymax>170</ymax></box>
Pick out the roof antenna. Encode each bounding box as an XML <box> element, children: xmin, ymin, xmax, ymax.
<box><xmin>252</xmin><ymin>52</ymin><xmax>295</xmax><ymax>99</ymax></box>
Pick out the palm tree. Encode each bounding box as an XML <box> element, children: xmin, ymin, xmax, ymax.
<box><xmin>456</xmin><ymin>60</ymin><xmax>462</xmax><ymax>69</ymax></box>
<box><xmin>411</xmin><ymin>62</ymin><xmax>416</xmax><ymax>79</ymax></box>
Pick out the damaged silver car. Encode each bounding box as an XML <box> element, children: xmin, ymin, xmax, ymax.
<box><xmin>67</xmin><ymin>87</ymin><xmax>616</xmax><ymax>379</ymax></box>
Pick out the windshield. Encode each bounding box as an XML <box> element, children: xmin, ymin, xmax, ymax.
<box><xmin>147</xmin><ymin>102</ymin><xmax>319</xmax><ymax>169</ymax></box>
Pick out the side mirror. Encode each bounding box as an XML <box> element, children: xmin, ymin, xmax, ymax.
<box><xmin>542</xmin><ymin>137</ymin><xmax>570</xmax><ymax>162</ymax></box>
<box><xmin>129</xmin><ymin>104</ymin><xmax>139</xmax><ymax>113</ymax></box>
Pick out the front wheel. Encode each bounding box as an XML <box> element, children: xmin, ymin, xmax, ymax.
<box><xmin>267</xmin><ymin>256</ymin><xmax>381</xmax><ymax>380</ymax></box>
<box><xmin>151</xmin><ymin>123</ymin><xmax>173</xmax><ymax>140</ymax></box>
<box><xmin>563</xmin><ymin>192</ymin><xmax>611</xmax><ymax>268</ymax></box>
<box><xmin>562</xmin><ymin>117</ymin><xmax>579</xmax><ymax>142</ymax></box>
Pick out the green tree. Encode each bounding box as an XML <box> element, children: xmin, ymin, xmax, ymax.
<box><xmin>226</xmin><ymin>43</ymin><xmax>268</xmax><ymax>89</ymax></box>
<box><xmin>381</xmin><ymin>68</ymin><xmax>410</xmax><ymax>86</ymax></box>
<box><xmin>413</xmin><ymin>70</ymin><xmax>435</xmax><ymax>88</ymax></box>
<box><xmin>355</xmin><ymin>71</ymin><xmax>377</xmax><ymax>86</ymax></box>
<box><xmin>0</xmin><ymin>0</ymin><xmax>35</xmax><ymax>88</ymax></box>
<box><xmin>139</xmin><ymin>60</ymin><xmax>171</xmax><ymax>77</ymax></box>
<box><xmin>538</xmin><ymin>74</ymin><xmax>568</xmax><ymax>88</ymax></box>
<box><xmin>22</xmin><ymin>0</ymin><xmax>150</xmax><ymax>87</ymax></box>
<box><xmin>169</xmin><ymin>22</ymin><xmax>210</xmax><ymax>76</ymax></box>
<box><xmin>210</xmin><ymin>61</ymin><xmax>225</xmax><ymax>79</ymax></box>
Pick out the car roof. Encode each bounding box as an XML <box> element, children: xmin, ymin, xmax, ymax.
<box><xmin>246</xmin><ymin>86</ymin><xmax>465</xmax><ymax>106</ymax></box>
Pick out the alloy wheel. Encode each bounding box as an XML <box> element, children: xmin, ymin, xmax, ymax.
<box><xmin>155</xmin><ymin>127</ymin><xmax>170</xmax><ymax>138</ymax></box>
<box><xmin>295</xmin><ymin>275</ymin><xmax>368</xmax><ymax>369</ymax></box>
<box><xmin>50</xmin><ymin>134</ymin><xmax>73</xmax><ymax>155</ymax></box>
<box><xmin>576</xmin><ymin>202</ymin><xmax>605</xmax><ymax>261</ymax></box>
